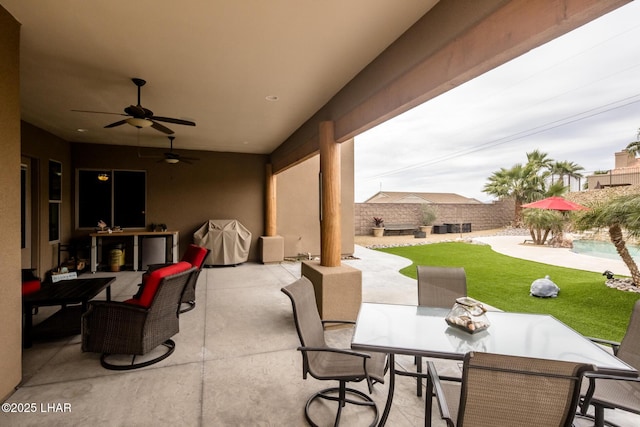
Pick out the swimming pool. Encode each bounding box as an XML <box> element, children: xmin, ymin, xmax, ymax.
<box><xmin>571</xmin><ymin>239</ymin><xmax>640</xmax><ymax>262</ymax></box>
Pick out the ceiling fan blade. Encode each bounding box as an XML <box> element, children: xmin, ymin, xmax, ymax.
<box><xmin>180</xmin><ymin>156</ymin><xmax>200</xmax><ymax>161</ymax></box>
<box><xmin>72</xmin><ymin>109</ymin><xmax>127</xmax><ymax>116</ymax></box>
<box><xmin>151</xmin><ymin>116</ymin><xmax>196</xmax><ymax>126</ymax></box>
<box><xmin>104</xmin><ymin>119</ymin><xmax>128</xmax><ymax>128</ymax></box>
<box><xmin>151</xmin><ymin>121</ymin><xmax>175</xmax><ymax>135</ymax></box>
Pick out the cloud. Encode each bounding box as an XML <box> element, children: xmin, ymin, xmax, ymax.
<box><xmin>355</xmin><ymin>2</ymin><xmax>640</xmax><ymax>202</ymax></box>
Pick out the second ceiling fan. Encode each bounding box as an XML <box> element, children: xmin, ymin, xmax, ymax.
<box><xmin>160</xmin><ymin>136</ymin><xmax>199</xmax><ymax>164</ymax></box>
<box><xmin>74</xmin><ymin>78</ymin><xmax>196</xmax><ymax>134</ymax></box>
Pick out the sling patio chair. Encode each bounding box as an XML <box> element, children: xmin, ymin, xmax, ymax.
<box><xmin>282</xmin><ymin>276</ymin><xmax>387</xmax><ymax>427</ymax></box>
<box><xmin>579</xmin><ymin>299</ymin><xmax>640</xmax><ymax>426</ymax></box>
<box><xmin>413</xmin><ymin>265</ymin><xmax>467</xmax><ymax>397</ymax></box>
<box><xmin>429</xmin><ymin>351</ymin><xmax>593</xmax><ymax>427</ymax></box>
<box><xmin>82</xmin><ymin>262</ymin><xmax>197</xmax><ymax>370</ymax></box>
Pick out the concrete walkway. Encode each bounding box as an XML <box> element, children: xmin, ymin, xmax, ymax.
<box><xmin>473</xmin><ymin>235</ymin><xmax>632</xmax><ymax>276</ymax></box>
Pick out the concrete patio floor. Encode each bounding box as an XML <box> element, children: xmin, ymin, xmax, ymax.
<box><xmin>3</xmin><ymin>234</ymin><xmax>639</xmax><ymax>426</ymax></box>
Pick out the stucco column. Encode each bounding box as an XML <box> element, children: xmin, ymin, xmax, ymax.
<box><xmin>265</xmin><ymin>163</ymin><xmax>276</xmax><ymax>236</ymax></box>
<box><xmin>260</xmin><ymin>163</ymin><xmax>283</xmax><ymax>263</ymax></box>
<box><xmin>319</xmin><ymin>120</ymin><xmax>341</xmax><ymax>267</ymax></box>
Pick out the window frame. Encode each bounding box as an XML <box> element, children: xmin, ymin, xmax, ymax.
<box><xmin>75</xmin><ymin>169</ymin><xmax>147</xmax><ymax>230</ymax></box>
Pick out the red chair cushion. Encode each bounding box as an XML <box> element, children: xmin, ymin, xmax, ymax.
<box><xmin>22</xmin><ymin>279</ymin><xmax>41</xmax><ymax>296</ymax></box>
<box><xmin>182</xmin><ymin>244</ymin><xmax>208</xmax><ymax>269</ymax></box>
<box><xmin>125</xmin><ymin>261</ymin><xmax>192</xmax><ymax>308</ymax></box>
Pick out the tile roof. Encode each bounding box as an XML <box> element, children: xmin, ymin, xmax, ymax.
<box><xmin>363</xmin><ymin>191</ymin><xmax>482</xmax><ymax>204</ymax></box>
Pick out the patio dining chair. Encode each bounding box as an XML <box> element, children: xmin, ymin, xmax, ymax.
<box><xmin>579</xmin><ymin>299</ymin><xmax>640</xmax><ymax>426</ymax></box>
<box><xmin>282</xmin><ymin>276</ymin><xmax>387</xmax><ymax>427</ymax></box>
<box><xmin>82</xmin><ymin>262</ymin><xmax>197</xmax><ymax>370</ymax></box>
<box><xmin>429</xmin><ymin>351</ymin><xmax>593</xmax><ymax>427</ymax></box>
<box><xmin>413</xmin><ymin>265</ymin><xmax>467</xmax><ymax>397</ymax></box>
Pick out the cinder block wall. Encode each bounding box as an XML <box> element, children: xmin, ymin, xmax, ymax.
<box><xmin>354</xmin><ymin>200</ymin><xmax>515</xmax><ymax>235</ymax></box>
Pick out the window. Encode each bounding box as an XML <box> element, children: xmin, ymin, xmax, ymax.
<box><xmin>49</xmin><ymin>160</ymin><xmax>62</xmax><ymax>242</ymax></box>
<box><xmin>77</xmin><ymin>169</ymin><xmax>146</xmax><ymax>229</ymax></box>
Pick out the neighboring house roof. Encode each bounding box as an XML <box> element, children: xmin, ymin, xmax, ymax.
<box><xmin>363</xmin><ymin>191</ymin><xmax>482</xmax><ymax>204</ymax></box>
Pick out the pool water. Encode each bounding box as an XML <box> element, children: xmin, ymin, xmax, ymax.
<box><xmin>571</xmin><ymin>239</ymin><xmax>640</xmax><ymax>262</ymax></box>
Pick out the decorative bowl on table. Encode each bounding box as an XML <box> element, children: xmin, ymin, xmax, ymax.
<box><xmin>445</xmin><ymin>297</ymin><xmax>490</xmax><ymax>334</ymax></box>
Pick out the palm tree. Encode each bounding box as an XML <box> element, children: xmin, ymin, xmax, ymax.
<box><xmin>523</xmin><ymin>208</ymin><xmax>565</xmax><ymax>245</ymax></box>
<box><xmin>573</xmin><ymin>194</ymin><xmax>640</xmax><ymax>285</ymax></box>
<box><xmin>483</xmin><ymin>163</ymin><xmax>545</xmax><ymax>223</ymax></box>
<box><xmin>526</xmin><ymin>149</ymin><xmax>554</xmax><ymax>172</ymax></box>
<box><xmin>552</xmin><ymin>160</ymin><xmax>584</xmax><ymax>191</ymax></box>
<box><xmin>484</xmin><ymin>150</ymin><xmax>582</xmax><ymax>224</ymax></box>
<box><xmin>624</xmin><ymin>128</ymin><xmax>640</xmax><ymax>156</ymax></box>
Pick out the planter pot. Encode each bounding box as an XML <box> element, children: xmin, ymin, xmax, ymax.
<box><xmin>420</xmin><ymin>225</ymin><xmax>432</xmax><ymax>235</ymax></box>
<box><xmin>372</xmin><ymin>227</ymin><xmax>384</xmax><ymax>237</ymax></box>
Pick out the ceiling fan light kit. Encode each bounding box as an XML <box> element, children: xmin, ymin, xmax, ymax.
<box><xmin>164</xmin><ymin>158</ymin><xmax>179</xmax><ymax>164</ymax></box>
<box><xmin>126</xmin><ymin>117</ymin><xmax>152</xmax><ymax>128</ymax></box>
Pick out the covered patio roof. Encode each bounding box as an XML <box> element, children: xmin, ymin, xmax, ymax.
<box><xmin>1</xmin><ymin>0</ymin><xmax>628</xmax><ymax>173</ymax></box>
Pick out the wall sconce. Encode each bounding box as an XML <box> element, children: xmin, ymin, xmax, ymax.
<box><xmin>97</xmin><ymin>173</ymin><xmax>109</xmax><ymax>181</ymax></box>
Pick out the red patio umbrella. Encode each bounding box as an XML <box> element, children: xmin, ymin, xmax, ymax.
<box><xmin>521</xmin><ymin>196</ymin><xmax>588</xmax><ymax>211</ymax></box>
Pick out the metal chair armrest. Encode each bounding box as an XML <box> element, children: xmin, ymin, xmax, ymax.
<box><xmin>298</xmin><ymin>345</ymin><xmax>371</xmax><ymax>359</ymax></box>
<box><xmin>580</xmin><ymin>372</ymin><xmax>640</xmax><ymax>415</ymax></box>
<box><xmin>427</xmin><ymin>361</ymin><xmax>455</xmax><ymax>427</ymax></box>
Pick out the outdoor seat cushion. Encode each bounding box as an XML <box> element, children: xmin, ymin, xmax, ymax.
<box><xmin>183</xmin><ymin>244</ymin><xmax>208</xmax><ymax>269</ymax></box>
<box><xmin>22</xmin><ymin>279</ymin><xmax>41</xmax><ymax>296</ymax></box>
<box><xmin>125</xmin><ymin>261</ymin><xmax>192</xmax><ymax>308</ymax></box>
<box><xmin>22</xmin><ymin>269</ymin><xmax>41</xmax><ymax>296</ymax></box>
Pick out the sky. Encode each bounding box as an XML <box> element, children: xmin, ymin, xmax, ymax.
<box><xmin>354</xmin><ymin>1</ymin><xmax>640</xmax><ymax>203</ymax></box>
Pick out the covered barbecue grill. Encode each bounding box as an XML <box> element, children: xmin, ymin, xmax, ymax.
<box><xmin>193</xmin><ymin>220</ymin><xmax>252</xmax><ymax>266</ymax></box>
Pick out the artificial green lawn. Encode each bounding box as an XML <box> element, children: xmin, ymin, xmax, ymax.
<box><xmin>377</xmin><ymin>242</ymin><xmax>640</xmax><ymax>342</ymax></box>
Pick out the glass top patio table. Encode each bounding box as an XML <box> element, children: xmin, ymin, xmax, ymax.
<box><xmin>351</xmin><ymin>302</ymin><xmax>637</xmax><ymax>426</ymax></box>
<box><xmin>352</xmin><ymin>302</ymin><xmax>635</xmax><ymax>374</ymax></box>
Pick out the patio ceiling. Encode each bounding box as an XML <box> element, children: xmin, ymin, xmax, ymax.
<box><xmin>3</xmin><ymin>0</ymin><xmax>437</xmax><ymax>152</ymax></box>
<box><xmin>2</xmin><ymin>0</ymin><xmax>629</xmax><ymax>171</ymax></box>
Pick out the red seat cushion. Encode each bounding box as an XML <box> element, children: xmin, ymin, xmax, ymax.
<box><xmin>22</xmin><ymin>279</ymin><xmax>41</xmax><ymax>296</ymax></box>
<box><xmin>182</xmin><ymin>244</ymin><xmax>208</xmax><ymax>269</ymax></box>
<box><xmin>125</xmin><ymin>261</ymin><xmax>192</xmax><ymax>308</ymax></box>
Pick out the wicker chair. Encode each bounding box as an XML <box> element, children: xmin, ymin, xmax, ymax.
<box><xmin>414</xmin><ymin>266</ymin><xmax>467</xmax><ymax>396</ymax></box>
<box><xmin>142</xmin><ymin>244</ymin><xmax>210</xmax><ymax>313</ymax></box>
<box><xmin>282</xmin><ymin>277</ymin><xmax>387</xmax><ymax>427</ymax></box>
<box><xmin>82</xmin><ymin>263</ymin><xmax>197</xmax><ymax>370</ymax></box>
<box><xmin>429</xmin><ymin>351</ymin><xmax>593</xmax><ymax>427</ymax></box>
<box><xmin>580</xmin><ymin>299</ymin><xmax>640</xmax><ymax>426</ymax></box>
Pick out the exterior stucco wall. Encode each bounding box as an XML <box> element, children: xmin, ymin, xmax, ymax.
<box><xmin>277</xmin><ymin>140</ymin><xmax>355</xmax><ymax>257</ymax></box>
<box><xmin>21</xmin><ymin>122</ymin><xmax>72</xmax><ymax>274</ymax></box>
<box><xmin>70</xmin><ymin>143</ymin><xmax>267</xmax><ymax>262</ymax></box>
<box><xmin>0</xmin><ymin>6</ymin><xmax>22</xmax><ymax>401</ymax></box>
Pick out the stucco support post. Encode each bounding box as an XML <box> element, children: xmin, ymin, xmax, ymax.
<box><xmin>260</xmin><ymin>163</ymin><xmax>283</xmax><ymax>263</ymax></box>
<box><xmin>265</xmin><ymin>163</ymin><xmax>276</xmax><ymax>236</ymax></box>
<box><xmin>319</xmin><ymin>120</ymin><xmax>341</xmax><ymax>267</ymax></box>
<box><xmin>301</xmin><ymin>120</ymin><xmax>362</xmax><ymax>322</ymax></box>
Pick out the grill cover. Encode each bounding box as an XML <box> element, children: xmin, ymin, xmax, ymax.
<box><xmin>194</xmin><ymin>220</ymin><xmax>252</xmax><ymax>265</ymax></box>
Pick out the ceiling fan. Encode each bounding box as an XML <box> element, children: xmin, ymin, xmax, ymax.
<box><xmin>160</xmin><ymin>136</ymin><xmax>199</xmax><ymax>164</ymax></box>
<box><xmin>73</xmin><ymin>78</ymin><xmax>196</xmax><ymax>134</ymax></box>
